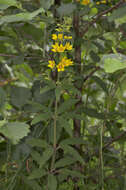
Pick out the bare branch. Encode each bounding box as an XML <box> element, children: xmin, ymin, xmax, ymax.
<box><xmin>103</xmin><ymin>131</ymin><xmax>126</xmax><ymax>150</ymax></box>
<box><xmin>83</xmin><ymin>66</ymin><xmax>101</xmax><ymax>83</ymax></box>
<box><xmin>80</xmin><ymin>0</ymin><xmax>125</xmax><ymax>37</ymax></box>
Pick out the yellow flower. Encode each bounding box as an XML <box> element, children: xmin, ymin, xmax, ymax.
<box><xmin>96</xmin><ymin>0</ymin><xmax>106</xmax><ymax>4</ymax></box>
<box><xmin>81</xmin><ymin>0</ymin><xmax>90</xmax><ymax>5</ymax></box>
<box><xmin>60</xmin><ymin>57</ymin><xmax>73</xmax><ymax>67</ymax></box>
<box><xmin>101</xmin><ymin>0</ymin><xmax>107</xmax><ymax>3</ymax></box>
<box><xmin>65</xmin><ymin>42</ymin><xmax>73</xmax><ymax>51</ymax></box>
<box><xmin>64</xmin><ymin>58</ymin><xmax>73</xmax><ymax>67</ymax></box>
<box><xmin>48</xmin><ymin>60</ymin><xmax>55</xmax><ymax>69</ymax></box>
<box><xmin>58</xmin><ymin>34</ymin><xmax>63</xmax><ymax>40</ymax></box>
<box><xmin>51</xmin><ymin>42</ymin><xmax>59</xmax><ymax>52</ymax></box>
<box><xmin>52</xmin><ymin>34</ymin><xmax>57</xmax><ymax>40</ymax></box>
<box><xmin>64</xmin><ymin>35</ymin><xmax>72</xmax><ymax>40</ymax></box>
<box><xmin>57</xmin><ymin>63</ymin><xmax>65</xmax><ymax>72</ymax></box>
<box><xmin>57</xmin><ymin>44</ymin><xmax>65</xmax><ymax>52</ymax></box>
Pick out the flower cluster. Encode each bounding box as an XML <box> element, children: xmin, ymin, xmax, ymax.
<box><xmin>52</xmin><ymin>34</ymin><xmax>72</xmax><ymax>41</ymax></box>
<box><xmin>77</xmin><ymin>0</ymin><xmax>90</xmax><ymax>5</ymax></box>
<box><xmin>48</xmin><ymin>32</ymin><xmax>73</xmax><ymax>72</ymax></box>
<box><xmin>96</xmin><ymin>0</ymin><xmax>107</xmax><ymax>4</ymax></box>
<box><xmin>48</xmin><ymin>57</ymin><xmax>73</xmax><ymax>72</ymax></box>
<box><xmin>57</xmin><ymin>57</ymin><xmax>73</xmax><ymax>72</ymax></box>
<box><xmin>51</xmin><ymin>42</ymin><xmax>72</xmax><ymax>53</ymax></box>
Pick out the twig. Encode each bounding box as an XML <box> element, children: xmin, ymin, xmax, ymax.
<box><xmin>83</xmin><ymin>66</ymin><xmax>101</xmax><ymax>83</ymax></box>
<box><xmin>0</xmin><ymin>78</ymin><xmax>18</xmax><ymax>86</ymax></box>
<box><xmin>80</xmin><ymin>0</ymin><xmax>125</xmax><ymax>37</ymax></box>
<box><xmin>103</xmin><ymin>131</ymin><xmax>126</xmax><ymax>150</ymax></box>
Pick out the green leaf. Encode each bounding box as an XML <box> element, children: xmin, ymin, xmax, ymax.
<box><xmin>60</xmin><ymin>137</ymin><xmax>85</xmax><ymax>146</ymax></box>
<box><xmin>0</xmin><ymin>8</ymin><xmax>44</xmax><ymax>25</ymax></box>
<box><xmin>102</xmin><ymin>54</ymin><xmax>126</xmax><ymax>73</ymax></box>
<box><xmin>90</xmin><ymin>7</ymin><xmax>98</xmax><ymax>16</ymax></box>
<box><xmin>27</xmin><ymin>138</ymin><xmax>48</xmax><ymax>148</ymax></box>
<box><xmin>23</xmin><ymin>179</ymin><xmax>42</xmax><ymax>190</ymax></box>
<box><xmin>40</xmin><ymin>0</ymin><xmax>54</xmax><ymax>10</ymax></box>
<box><xmin>0</xmin><ymin>0</ymin><xmax>19</xmax><ymax>10</ymax></box>
<box><xmin>82</xmin><ymin>107</ymin><xmax>105</xmax><ymax>119</ymax></box>
<box><xmin>0</xmin><ymin>122</ymin><xmax>30</xmax><ymax>144</ymax></box>
<box><xmin>40</xmin><ymin>146</ymin><xmax>53</xmax><ymax>168</ymax></box>
<box><xmin>55</xmin><ymin>156</ymin><xmax>77</xmax><ymax>168</ymax></box>
<box><xmin>31</xmin><ymin>112</ymin><xmax>52</xmax><ymax>125</ymax></box>
<box><xmin>48</xmin><ymin>174</ymin><xmax>57</xmax><ymax>190</ymax></box>
<box><xmin>0</xmin><ymin>120</ymin><xmax>7</xmax><ymax>127</ymax></box>
<box><xmin>0</xmin><ymin>87</ymin><xmax>6</xmax><ymax>109</ymax></box>
<box><xmin>108</xmin><ymin>5</ymin><xmax>126</xmax><ymax>22</ymax></box>
<box><xmin>58</xmin><ymin>117</ymin><xmax>73</xmax><ymax>137</ymax></box>
<box><xmin>58</xmin><ymin>99</ymin><xmax>78</xmax><ymax>114</ymax></box>
<box><xmin>28</xmin><ymin>169</ymin><xmax>47</xmax><ymax>180</ymax></box>
<box><xmin>60</xmin><ymin>144</ymin><xmax>84</xmax><ymax>164</ymax></box>
<box><xmin>59</xmin><ymin>169</ymin><xmax>84</xmax><ymax>178</ymax></box>
<box><xmin>57</xmin><ymin>3</ymin><xmax>76</xmax><ymax>16</ymax></box>
<box><xmin>10</xmin><ymin>86</ymin><xmax>31</xmax><ymax>109</ymax></box>
<box><xmin>92</xmin><ymin>76</ymin><xmax>108</xmax><ymax>94</ymax></box>
<box><xmin>31</xmin><ymin>150</ymin><xmax>42</xmax><ymax>165</ymax></box>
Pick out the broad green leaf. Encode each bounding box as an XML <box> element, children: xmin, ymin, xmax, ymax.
<box><xmin>60</xmin><ymin>144</ymin><xmax>84</xmax><ymax>164</ymax></box>
<box><xmin>55</xmin><ymin>156</ymin><xmax>77</xmax><ymax>168</ymax></box>
<box><xmin>28</xmin><ymin>169</ymin><xmax>47</xmax><ymax>180</ymax></box>
<box><xmin>108</xmin><ymin>5</ymin><xmax>126</xmax><ymax>22</ymax></box>
<box><xmin>40</xmin><ymin>0</ymin><xmax>54</xmax><ymax>10</ymax></box>
<box><xmin>115</xmin><ymin>15</ymin><xmax>126</xmax><ymax>25</ymax></box>
<box><xmin>0</xmin><ymin>8</ymin><xmax>44</xmax><ymax>25</ymax></box>
<box><xmin>10</xmin><ymin>86</ymin><xmax>31</xmax><ymax>109</ymax></box>
<box><xmin>92</xmin><ymin>76</ymin><xmax>108</xmax><ymax>94</ymax></box>
<box><xmin>21</xmin><ymin>23</ymin><xmax>43</xmax><ymax>41</ymax></box>
<box><xmin>31</xmin><ymin>151</ymin><xmax>42</xmax><ymax>165</ymax></box>
<box><xmin>82</xmin><ymin>107</ymin><xmax>105</xmax><ymax>119</ymax></box>
<box><xmin>57</xmin><ymin>3</ymin><xmax>76</xmax><ymax>16</ymax></box>
<box><xmin>58</xmin><ymin>117</ymin><xmax>73</xmax><ymax>137</ymax></box>
<box><xmin>120</xmin><ymin>41</ymin><xmax>126</xmax><ymax>49</ymax></box>
<box><xmin>27</xmin><ymin>138</ymin><xmax>48</xmax><ymax>148</ymax></box>
<box><xmin>59</xmin><ymin>169</ymin><xmax>84</xmax><ymax>178</ymax></box>
<box><xmin>0</xmin><ymin>120</ymin><xmax>7</xmax><ymax>127</ymax></box>
<box><xmin>0</xmin><ymin>87</ymin><xmax>6</xmax><ymax>109</ymax></box>
<box><xmin>48</xmin><ymin>174</ymin><xmax>57</xmax><ymax>190</ymax></box>
<box><xmin>23</xmin><ymin>179</ymin><xmax>42</xmax><ymax>190</ymax></box>
<box><xmin>90</xmin><ymin>7</ymin><xmax>98</xmax><ymax>16</ymax></box>
<box><xmin>60</xmin><ymin>137</ymin><xmax>85</xmax><ymax>146</ymax></box>
<box><xmin>116</xmin><ymin>78</ymin><xmax>126</xmax><ymax>100</ymax></box>
<box><xmin>48</xmin><ymin>121</ymin><xmax>63</xmax><ymax>144</ymax></box>
<box><xmin>31</xmin><ymin>112</ymin><xmax>52</xmax><ymax>125</ymax></box>
<box><xmin>58</xmin><ymin>99</ymin><xmax>78</xmax><ymax>114</ymax></box>
<box><xmin>0</xmin><ymin>0</ymin><xmax>19</xmax><ymax>10</ymax></box>
<box><xmin>40</xmin><ymin>85</ymin><xmax>55</xmax><ymax>95</ymax></box>
<box><xmin>102</xmin><ymin>54</ymin><xmax>126</xmax><ymax>73</ymax></box>
<box><xmin>0</xmin><ymin>122</ymin><xmax>30</xmax><ymax>144</ymax></box>
<box><xmin>40</xmin><ymin>146</ymin><xmax>53</xmax><ymax>168</ymax></box>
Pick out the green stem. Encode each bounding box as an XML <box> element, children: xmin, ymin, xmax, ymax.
<box><xmin>53</xmin><ymin>98</ymin><xmax>58</xmax><ymax>149</ymax></box>
<box><xmin>51</xmin><ymin>75</ymin><xmax>59</xmax><ymax>170</ymax></box>
<box><xmin>100</xmin><ymin>124</ymin><xmax>104</xmax><ymax>190</ymax></box>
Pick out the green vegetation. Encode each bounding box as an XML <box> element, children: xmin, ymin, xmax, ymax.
<box><xmin>0</xmin><ymin>0</ymin><xmax>126</xmax><ymax>189</ymax></box>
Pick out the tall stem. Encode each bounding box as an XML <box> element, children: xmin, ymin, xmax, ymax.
<box><xmin>100</xmin><ymin>124</ymin><xmax>104</xmax><ymax>190</ymax></box>
<box><xmin>53</xmin><ymin>97</ymin><xmax>58</xmax><ymax>149</ymax></box>
<box><xmin>51</xmin><ymin>75</ymin><xmax>59</xmax><ymax>170</ymax></box>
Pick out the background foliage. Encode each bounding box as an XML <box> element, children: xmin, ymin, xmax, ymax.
<box><xmin>0</xmin><ymin>0</ymin><xmax>126</xmax><ymax>189</ymax></box>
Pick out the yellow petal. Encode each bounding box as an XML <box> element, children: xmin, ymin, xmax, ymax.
<box><xmin>58</xmin><ymin>34</ymin><xmax>63</xmax><ymax>40</ymax></box>
<box><xmin>52</xmin><ymin>34</ymin><xmax>57</xmax><ymax>40</ymax></box>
